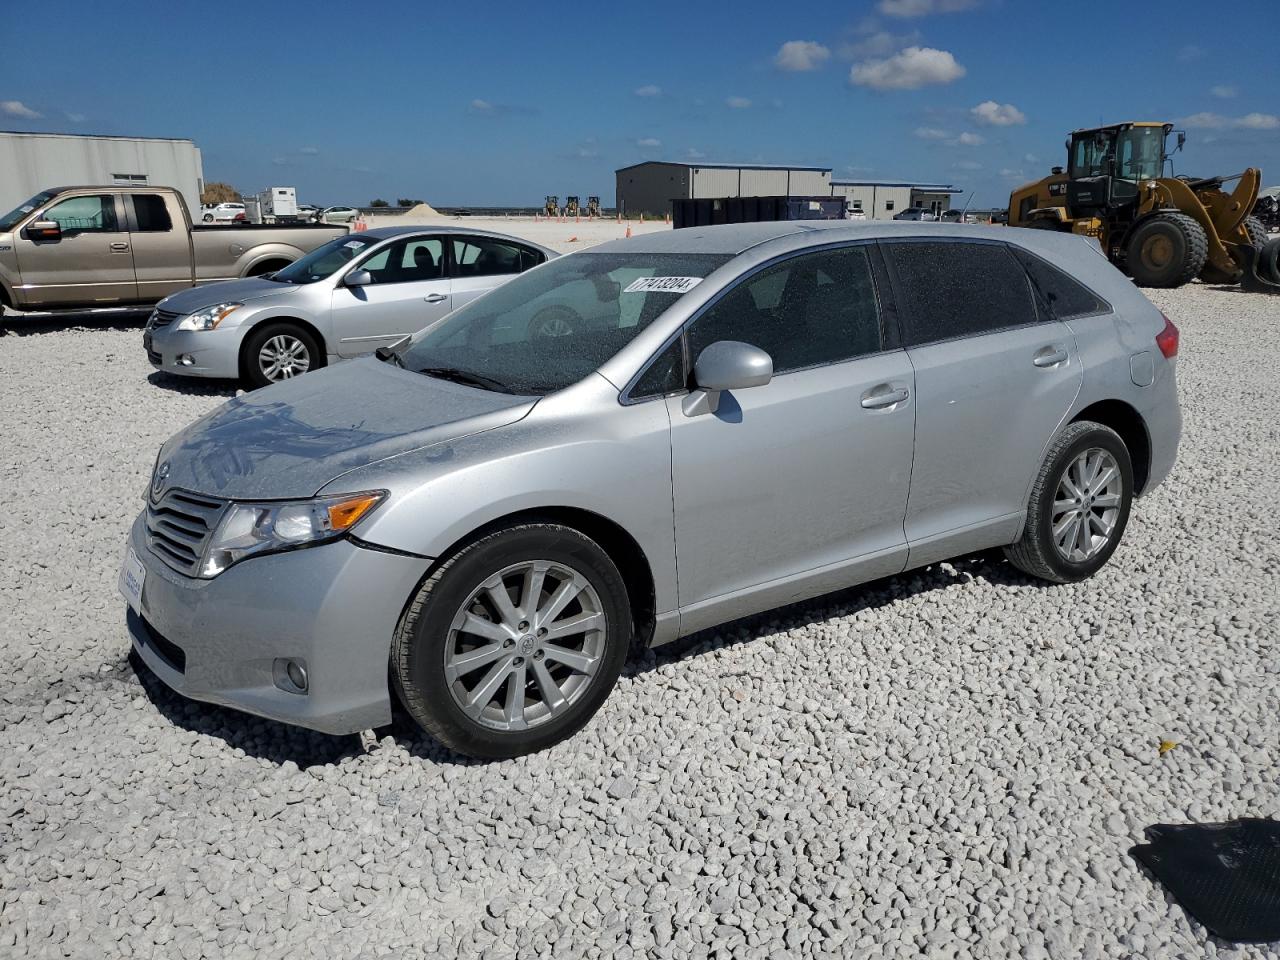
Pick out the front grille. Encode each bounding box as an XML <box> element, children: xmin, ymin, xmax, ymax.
<box><xmin>148</xmin><ymin>308</ymin><xmax>181</xmax><ymax>331</ymax></box>
<box><xmin>145</xmin><ymin>488</ymin><xmax>226</xmax><ymax>576</ymax></box>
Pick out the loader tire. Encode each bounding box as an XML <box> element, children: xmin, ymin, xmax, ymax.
<box><xmin>1244</xmin><ymin>216</ymin><xmax>1269</xmax><ymax>249</ymax></box>
<box><xmin>1126</xmin><ymin>213</ymin><xmax>1208</xmax><ymax>288</ymax></box>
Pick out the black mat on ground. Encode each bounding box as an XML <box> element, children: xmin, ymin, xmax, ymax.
<box><xmin>1130</xmin><ymin>818</ymin><xmax>1280</xmax><ymax>943</ymax></box>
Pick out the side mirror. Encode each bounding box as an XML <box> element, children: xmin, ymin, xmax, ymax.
<box><xmin>27</xmin><ymin>219</ymin><xmax>61</xmax><ymax>241</ymax></box>
<box><xmin>683</xmin><ymin>340</ymin><xmax>772</xmax><ymax>416</ymax></box>
<box><xmin>345</xmin><ymin>268</ymin><xmax>373</xmax><ymax>287</ymax></box>
<box><xmin>1176</xmin><ymin>131</ymin><xmax>1186</xmax><ymax>152</ymax></box>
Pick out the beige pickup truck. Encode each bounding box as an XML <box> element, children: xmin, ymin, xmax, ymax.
<box><xmin>0</xmin><ymin>185</ymin><xmax>348</xmax><ymax>313</ymax></box>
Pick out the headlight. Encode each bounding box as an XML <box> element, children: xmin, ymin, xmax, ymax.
<box><xmin>175</xmin><ymin>302</ymin><xmax>243</xmax><ymax>332</ymax></box>
<box><xmin>200</xmin><ymin>491</ymin><xmax>385</xmax><ymax>577</ymax></box>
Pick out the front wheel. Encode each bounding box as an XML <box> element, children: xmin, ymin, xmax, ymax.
<box><xmin>202</xmin><ymin>214</ymin><xmax>214</xmax><ymax>223</ymax></box>
<box><xmin>392</xmin><ymin>523</ymin><xmax>632</xmax><ymax>759</ymax></box>
<box><xmin>1126</xmin><ymin>212</ymin><xmax>1208</xmax><ymax>287</ymax></box>
<box><xmin>241</xmin><ymin>322</ymin><xmax>321</xmax><ymax>388</ymax></box>
<box><xmin>1004</xmin><ymin>421</ymin><xmax>1133</xmax><ymax>583</ymax></box>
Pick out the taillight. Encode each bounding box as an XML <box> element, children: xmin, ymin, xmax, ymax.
<box><xmin>1156</xmin><ymin>314</ymin><xmax>1179</xmax><ymax>359</ymax></box>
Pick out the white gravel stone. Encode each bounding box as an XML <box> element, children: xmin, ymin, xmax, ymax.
<box><xmin>1</xmin><ymin>284</ymin><xmax>1279</xmax><ymax>958</ymax></box>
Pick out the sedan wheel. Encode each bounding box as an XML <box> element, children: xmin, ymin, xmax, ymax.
<box><xmin>258</xmin><ymin>334</ymin><xmax>311</xmax><ymax>381</ymax></box>
<box><xmin>242</xmin><ymin>323</ymin><xmax>323</xmax><ymax>389</ymax></box>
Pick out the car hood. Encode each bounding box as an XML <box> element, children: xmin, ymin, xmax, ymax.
<box><xmin>158</xmin><ymin>276</ymin><xmax>304</xmax><ymax>314</ymax></box>
<box><xmin>155</xmin><ymin>358</ymin><xmax>537</xmax><ymax>500</ymax></box>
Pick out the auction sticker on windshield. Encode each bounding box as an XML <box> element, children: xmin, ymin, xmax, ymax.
<box><xmin>623</xmin><ymin>276</ymin><xmax>704</xmax><ymax>294</ymax></box>
<box><xmin>118</xmin><ymin>546</ymin><xmax>145</xmax><ymax>614</ymax></box>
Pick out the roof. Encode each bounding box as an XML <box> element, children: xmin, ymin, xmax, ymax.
<box><xmin>617</xmin><ymin>160</ymin><xmax>831</xmax><ymax>173</ymax></box>
<box><xmin>0</xmin><ymin>130</ymin><xmax>196</xmax><ymax>144</ymax></box>
<box><xmin>831</xmin><ymin>179</ymin><xmax>963</xmax><ymax>192</ymax></box>
<box><xmin>357</xmin><ymin>224</ymin><xmax>557</xmax><ymax>254</ymax></box>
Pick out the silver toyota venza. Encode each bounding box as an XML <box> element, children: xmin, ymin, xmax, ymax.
<box><xmin>120</xmin><ymin>221</ymin><xmax>1181</xmax><ymax>758</ymax></box>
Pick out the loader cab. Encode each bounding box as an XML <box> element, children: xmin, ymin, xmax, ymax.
<box><xmin>1067</xmin><ymin>123</ymin><xmax>1172</xmax><ymax>214</ymax></box>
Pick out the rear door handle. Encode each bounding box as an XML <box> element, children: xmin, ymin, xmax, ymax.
<box><xmin>861</xmin><ymin>384</ymin><xmax>910</xmax><ymax>409</ymax></box>
<box><xmin>1033</xmin><ymin>346</ymin><xmax>1069</xmax><ymax>368</ymax></box>
<box><xmin>423</xmin><ymin>293</ymin><xmax>448</xmax><ymax>303</ymax></box>
<box><xmin>109</xmin><ymin>241</ymin><xmax>130</xmax><ymax>252</ymax></box>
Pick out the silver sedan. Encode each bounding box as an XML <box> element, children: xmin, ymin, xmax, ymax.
<box><xmin>143</xmin><ymin>226</ymin><xmax>556</xmax><ymax>387</ymax></box>
<box><xmin>122</xmin><ymin>221</ymin><xmax>1180</xmax><ymax>758</ymax></box>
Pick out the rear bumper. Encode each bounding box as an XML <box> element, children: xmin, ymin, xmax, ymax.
<box><xmin>125</xmin><ymin>513</ymin><xmax>432</xmax><ymax>735</ymax></box>
<box><xmin>145</xmin><ymin>325</ymin><xmax>244</xmax><ymax>379</ymax></box>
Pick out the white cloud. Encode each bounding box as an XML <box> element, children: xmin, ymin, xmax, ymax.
<box><xmin>878</xmin><ymin>0</ymin><xmax>979</xmax><ymax>16</ymax></box>
<box><xmin>971</xmin><ymin>100</ymin><xmax>1026</xmax><ymax>126</ymax></box>
<box><xmin>469</xmin><ymin>98</ymin><xmax>493</xmax><ymax>112</ymax></box>
<box><xmin>1024</xmin><ymin>153</ymin><xmax>1039</xmax><ymax>163</ymax></box>
<box><xmin>914</xmin><ymin>126</ymin><xmax>949</xmax><ymax>139</ymax></box>
<box><xmin>685</xmin><ymin>148</ymin><xmax>707</xmax><ymax>160</ymax></box>
<box><xmin>271</xmin><ymin>157</ymin><xmax>290</xmax><ymax>166</ymax></box>
<box><xmin>952</xmin><ymin>131</ymin><xmax>984</xmax><ymax>146</ymax></box>
<box><xmin>849</xmin><ymin>46</ymin><xmax>965</xmax><ymax>90</ymax></box>
<box><xmin>1210</xmin><ymin>85</ymin><xmax>1237</xmax><ymax>99</ymax></box>
<box><xmin>953</xmin><ymin>159</ymin><xmax>983</xmax><ymax>171</ymax></box>
<box><xmin>1000</xmin><ymin>168</ymin><xmax>1026</xmax><ymax>178</ymax></box>
<box><xmin>1180</xmin><ymin>111</ymin><xmax>1280</xmax><ymax>130</ymax></box>
<box><xmin>634</xmin><ymin>84</ymin><xmax>661</xmax><ymax>97</ymax></box>
<box><xmin>636</xmin><ymin>137</ymin><xmax>662</xmax><ymax>148</ymax></box>
<box><xmin>1</xmin><ymin>100</ymin><xmax>41</xmax><ymax>119</ymax></box>
<box><xmin>774</xmin><ymin>40</ymin><xmax>831</xmax><ymax>71</ymax></box>
<box><xmin>299</xmin><ymin>146</ymin><xmax>319</xmax><ymax>155</ymax></box>
<box><xmin>1177</xmin><ymin>44</ymin><xmax>1205</xmax><ymax>62</ymax></box>
<box><xmin>726</xmin><ymin>96</ymin><xmax>752</xmax><ymax>109</ymax></box>
<box><xmin>65</xmin><ymin>112</ymin><xmax>86</xmax><ymax>123</ymax></box>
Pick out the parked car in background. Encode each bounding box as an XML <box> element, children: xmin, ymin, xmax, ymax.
<box><xmin>846</xmin><ymin>207</ymin><xmax>868</xmax><ymax>221</ymax></box>
<box><xmin>321</xmin><ymin>205</ymin><xmax>360</xmax><ymax>224</ymax></box>
<box><xmin>199</xmin><ymin>202</ymin><xmax>245</xmax><ymax>223</ymax></box>
<box><xmin>0</xmin><ymin>186</ymin><xmax>347</xmax><ymax>313</ymax></box>
<box><xmin>121</xmin><ymin>220</ymin><xmax>1180</xmax><ymax>758</ymax></box>
<box><xmin>938</xmin><ymin>209</ymin><xmax>965</xmax><ymax>223</ymax></box>
<box><xmin>893</xmin><ymin>207</ymin><xmax>936</xmax><ymax>222</ymax></box>
<box><xmin>143</xmin><ymin>225</ymin><xmax>555</xmax><ymax>387</ymax></box>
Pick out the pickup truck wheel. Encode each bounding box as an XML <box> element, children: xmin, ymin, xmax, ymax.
<box><xmin>242</xmin><ymin>323</ymin><xmax>321</xmax><ymax>388</ymax></box>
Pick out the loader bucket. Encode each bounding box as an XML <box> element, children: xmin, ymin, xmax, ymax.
<box><xmin>1235</xmin><ymin>239</ymin><xmax>1280</xmax><ymax>294</ymax></box>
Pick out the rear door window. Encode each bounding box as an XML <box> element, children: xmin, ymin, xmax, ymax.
<box><xmin>1012</xmin><ymin>248</ymin><xmax>1108</xmax><ymax>320</ymax></box>
<box><xmin>452</xmin><ymin>237</ymin><xmax>526</xmax><ymax>278</ymax></box>
<box><xmin>882</xmin><ymin>240</ymin><xmax>1039</xmax><ymax>345</ymax></box>
<box><xmin>130</xmin><ymin>194</ymin><xmax>173</xmax><ymax>232</ymax></box>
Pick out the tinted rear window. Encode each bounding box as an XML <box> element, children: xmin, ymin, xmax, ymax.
<box><xmin>1012</xmin><ymin>247</ymin><xmax>1108</xmax><ymax>319</ymax></box>
<box><xmin>884</xmin><ymin>240</ymin><xmax>1038</xmax><ymax>345</ymax></box>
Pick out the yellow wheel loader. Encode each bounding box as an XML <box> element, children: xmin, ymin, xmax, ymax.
<box><xmin>1009</xmin><ymin>122</ymin><xmax>1280</xmax><ymax>291</ymax></box>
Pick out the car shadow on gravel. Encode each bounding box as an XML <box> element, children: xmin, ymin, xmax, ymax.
<box><xmin>0</xmin><ymin>310</ymin><xmax>149</xmax><ymax>336</ymax></box>
<box><xmin>146</xmin><ymin>371</ymin><xmax>240</xmax><ymax>397</ymax></box>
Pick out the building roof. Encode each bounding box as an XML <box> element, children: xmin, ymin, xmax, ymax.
<box><xmin>0</xmin><ymin>130</ymin><xmax>195</xmax><ymax>143</ymax></box>
<box><xmin>617</xmin><ymin>160</ymin><xmax>831</xmax><ymax>173</ymax></box>
<box><xmin>831</xmin><ymin>178</ymin><xmax>963</xmax><ymax>192</ymax></box>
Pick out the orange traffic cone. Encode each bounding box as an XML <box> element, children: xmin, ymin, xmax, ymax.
<box><xmin>625</xmin><ymin>224</ymin><xmax>632</xmax><ymax>238</ymax></box>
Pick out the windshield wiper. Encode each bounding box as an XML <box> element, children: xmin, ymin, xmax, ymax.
<box><xmin>417</xmin><ymin>365</ymin><xmax>513</xmax><ymax>393</ymax></box>
<box><xmin>375</xmin><ymin>346</ymin><xmax>404</xmax><ymax>368</ymax></box>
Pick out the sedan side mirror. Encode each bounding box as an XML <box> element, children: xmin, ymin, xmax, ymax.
<box><xmin>26</xmin><ymin>219</ymin><xmax>61</xmax><ymax>241</ymax></box>
<box><xmin>683</xmin><ymin>340</ymin><xmax>773</xmax><ymax>416</ymax></box>
<box><xmin>345</xmin><ymin>269</ymin><xmax>373</xmax><ymax>287</ymax></box>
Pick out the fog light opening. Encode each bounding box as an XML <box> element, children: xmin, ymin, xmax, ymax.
<box><xmin>273</xmin><ymin>657</ymin><xmax>309</xmax><ymax>694</ymax></box>
<box><xmin>177</xmin><ymin>354</ymin><xmax>195</xmax><ymax>366</ymax></box>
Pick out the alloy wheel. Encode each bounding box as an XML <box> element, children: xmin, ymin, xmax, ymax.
<box><xmin>1051</xmin><ymin>447</ymin><xmax>1123</xmax><ymax>563</ymax></box>
<box><xmin>444</xmin><ymin>560</ymin><xmax>606</xmax><ymax>731</ymax></box>
<box><xmin>258</xmin><ymin>334</ymin><xmax>311</xmax><ymax>381</ymax></box>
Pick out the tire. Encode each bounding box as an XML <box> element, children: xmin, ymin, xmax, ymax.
<box><xmin>1244</xmin><ymin>216</ymin><xmax>1269</xmax><ymax>249</ymax></box>
<box><xmin>1125</xmin><ymin>212</ymin><xmax>1208</xmax><ymax>288</ymax></box>
<box><xmin>1004</xmin><ymin>421</ymin><xmax>1134</xmax><ymax>584</ymax></box>
<box><xmin>202</xmin><ymin>213</ymin><xmax>214</xmax><ymax>223</ymax></box>
<box><xmin>527</xmin><ymin>305</ymin><xmax>581</xmax><ymax>339</ymax></box>
<box><xmin>392</xmin><ymin>523</ymin><xmax>632</xmax><ymax>759</ymax></box>
<box><xmin>1260</xmin><ymin>237</ymin><xmax>1280</xmax><ymax>284</ymax></box>
<box><xmin>241</xmin><ymin>322</ymin><xmax>321</xmax><ymax>388</ymax></box>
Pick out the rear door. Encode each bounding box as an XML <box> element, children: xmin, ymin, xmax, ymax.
<box><xmin>125</xmin><ymin>193</ymin><xmax>195</xmax><ymax>301</ymax></box>
<box><xmin>12</xmin><ymin>193</ymin><xmax>136</xmax><ymax>307</ymax></box>
<box><xmin>449</xmin><ymin>235</ymin><xmax>545</xmax><ymax>309</ymax></box>
<box><xmin>329</xmin><ymin>234</ymin><xmax>451</xmax><ymax>356</ymax></box>
<box><xmin>880</xmin><ymin>238</ymin><xmax>1083</xmax><ymax>566</ymax></box>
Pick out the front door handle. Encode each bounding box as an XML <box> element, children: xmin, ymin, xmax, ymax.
<box><xmin>109</xmin><ymin>241</ymin><xmax>130</xmax><ymax>252</ymax></box>
<box><xmin>1033</xmin><ymin>346</ymin><xmax>1069</xmax><ymax>368</ymax></box>
<box><xmin>423</xmin><ymin>293</ymin><xmax>448</xmax><ymax>304</ymax></box>
<box><xmin>861</xmin><ymin>384</ymin><xmax>910</xmax><ymax>409</ymax></box>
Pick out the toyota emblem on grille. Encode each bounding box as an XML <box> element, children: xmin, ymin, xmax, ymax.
<box><xmin>152</xmin><ymin>461</ymin><xmax>170</xmax><ymax>495</ymax></box>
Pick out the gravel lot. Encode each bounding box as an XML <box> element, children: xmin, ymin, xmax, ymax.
<box><xmin>1</xmin><ymin>282</ymin><xmax>1277</xmax><ymax>959</ymax></box>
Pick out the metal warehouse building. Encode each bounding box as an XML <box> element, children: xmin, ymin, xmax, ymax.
<box><xmin>0</xmin><ymin>131</ymin><xmax>204</xmax><ymax>218</ymax></box>
<box><xmin>616</xmin><ymin>161</ymin><xmax>832</xmax><ymax>216</ymax></box>
<box><xmin>830</xmin><ymin>179</ymin><xmax>963</xmax><ymax>220</ymax></box>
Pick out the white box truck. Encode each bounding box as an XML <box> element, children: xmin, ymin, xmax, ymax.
<box><xmin>258</xmin><ymin>186</ymin><xmax>298</xmax><ymax>224</ymax></box>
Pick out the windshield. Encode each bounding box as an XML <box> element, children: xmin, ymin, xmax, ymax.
<box><xmin>398</xmin><ymin>252</ymin><xmax>730</xmax><ymax>394</ymax></box>
<box><xmin>270</xmin><ymin>235</ymin><xmax>380</xmax><ymax>283</ymax></box>
<box><xmin>1116</xmin><ymin>126</ymin><xmax>1165</xmax><ymax>182</ymax></box>
<box><xmin>0</xmin><ymin>191</ymin><xmax>57</xmax><ymax>232</ymax></box>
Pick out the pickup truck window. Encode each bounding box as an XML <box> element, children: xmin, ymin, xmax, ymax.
<box><xmin>45</xmin><ymin>195</ymin><xmax>119</xmax><ymax>233</ymax></box>
<box><xmin>0</xmin><ymin>191</ymin><xmax>57</xmax><ymax>231</ymax></box>
<box><xmin>131</xmin><ymin>195</ymin><xmax>173</xmax><ymax>232</ymax></box>
<box><xmin>270</xmin><ymin>234</ymin><xmax>379</xmax><ymax>284</ymax></box>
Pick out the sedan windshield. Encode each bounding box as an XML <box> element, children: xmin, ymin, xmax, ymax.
<box><xmin>0</xmin><ymin>191</ymin><xmax>57</xmax><ymax>232</ymax></box>
<box><xmin>398</xmin><ymin>252</ymin><xmax>730</xmax><ymax>395</ymax></box>
<box><xmin>270</xmin><ymin>235</ymin><xmax>380</xmax><ymax>283</ymax></box>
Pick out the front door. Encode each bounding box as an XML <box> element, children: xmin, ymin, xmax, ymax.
<box><xmin>665</xmin><ymin>243</ymin><xmax>916</xmax><ymax>633</ymax></box>
<box><xmin>330</xmin><ymin>235</ymin><xmax>451</xmax><ymax>357</ymax></box>
<box><xmin>13</xmin><ymin>193</ymin><xmax>137</xmax><ymax>307</ymax></box>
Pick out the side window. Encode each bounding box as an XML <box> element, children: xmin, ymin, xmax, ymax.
<box><xmin>131</xmin><ymin>195</ymin><xmax>173</xmax><ymax>232</ymax></box>
<box><xmin>360</xmin><ymin>237</ymin><xmax>444</xmax><ymax>284</ymax></box>
<box><xmin>688</xmin><ymin>245</ymin><xmax>883</xmax><ymax>375</ymax></box>
<box><xmin>452</xmin><ymin>237</ymin><xmax>523</xmax><ymax>278</ymax></box>
<box><xmin>44</xmin><ymin>195</ymin><xmax>119</xmax><ymax>233</ymax></box>
<box><xmin>1012</xmin><ymin>248</ymin><xmax>1108</xmax><ymax>320</ymax></box>
<box><xmin>883</xmin><ymin>241</ymin><xmax>1038</xmax><ymax>345</ymax></box>
<box><xmin>630</xmin><ymin>338</ymin><xmax>685</xmax><ymax>400</ymax></box>
<box><xmin>519</xmin><ymin>246</ymin><xmax>546</xmax><ymax>272</ymax></box>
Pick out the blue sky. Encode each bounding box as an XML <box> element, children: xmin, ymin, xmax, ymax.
<box><xmin>2</xmin><ymin>0</ymin><xmax>1277</xmax><ymax>208</ymax></box>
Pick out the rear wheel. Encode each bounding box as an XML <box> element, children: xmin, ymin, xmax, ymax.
<box><xmin>241</xmin><ymin>322</ymin><xmax>321</xmax><ymax>388</ymax></box>
<box><xmin>1244</xmin><ymin>216</ymin><xmax>1269</xmax><ymax>248</ymax></box>
<box><xmin>1005</xmin><ymin>421</ymin><xmax>1133</xmax><ymax>583</ymax></box>
<box><xmin>1126</xmin><ymin>212</ymin><xmax>1208</xmax><ymax>288</ymax></box>
<box><xmin>392</xmin><ymin>523</ymin><xmax>631</xmax><ymax>759</ymax></box>
<box><xmin>202</xmin><ymin>213</ymin><xmax>214</xmax><ymax>223</ymax></box>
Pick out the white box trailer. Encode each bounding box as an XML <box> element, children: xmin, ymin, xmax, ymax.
<box><xmin>257</xmin><ymin>186</ymin><xmax>298</xmax><ymax>223</ymax></box>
